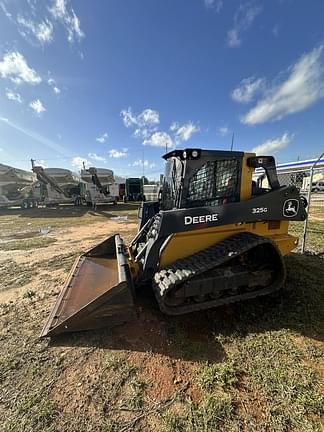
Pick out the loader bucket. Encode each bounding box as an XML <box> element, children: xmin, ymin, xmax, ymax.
<box><xmin>40</xmin><ymin>234</ymin><xmax>135</xmax><ymax>337</ymax></box>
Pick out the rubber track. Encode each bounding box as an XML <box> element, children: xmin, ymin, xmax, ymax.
<box><xmin>153</xmin><ymin>232</ymin><xmax>285</xmax><ymax>315</ymax></box>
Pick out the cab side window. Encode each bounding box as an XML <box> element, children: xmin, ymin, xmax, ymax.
<box><xmin>186</xmin><ymin>159</ymin><xmax>240</xmax><ymax>207</ymax></box>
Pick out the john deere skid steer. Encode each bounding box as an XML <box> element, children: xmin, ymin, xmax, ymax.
<box><xmin>41</xmin><ymin>149</ymin><xmax>307</xmax><ymax>337</ymax></box>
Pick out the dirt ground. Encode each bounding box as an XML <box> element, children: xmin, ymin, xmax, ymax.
<box><xmin>0</xmin><ymin>204</ymin><xmax>323</xmax><ymax>432</ymax></box>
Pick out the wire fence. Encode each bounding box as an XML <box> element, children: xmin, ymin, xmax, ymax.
<box><xmin>276</xmin><ymin>156</ymin><xmax>324</xmax><ymax>254</ymax></box>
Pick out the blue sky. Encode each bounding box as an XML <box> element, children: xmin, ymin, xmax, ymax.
<box><xmin>0</xmin><ymin>0</ymin><xmax>324</xmax><ymax>179</ymax></box>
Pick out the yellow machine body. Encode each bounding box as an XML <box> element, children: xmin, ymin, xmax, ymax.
<box><xmin>159</xmin><ymin>157</ymin><xmax>298</xmax><ymax>267</ymax></box>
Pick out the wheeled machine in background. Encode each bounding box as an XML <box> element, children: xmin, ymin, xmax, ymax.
<box><xmin>81</xmin><ymin>167</ymin><xmax>117</xmax><ymax>206</ymax></box>
<box><xmin>124</xmin><ymin>177</ymin><xmax>145</xmax><ymax>202</ymax></box>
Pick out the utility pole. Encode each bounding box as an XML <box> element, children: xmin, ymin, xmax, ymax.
<box><xmin>230</xmin><ymin>132</ymin><xmax>234</xmax><ymax>151</ymax></box>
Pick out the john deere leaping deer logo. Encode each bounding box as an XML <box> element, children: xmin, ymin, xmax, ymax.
<box><xmin>283</xmin><ymin>199</ymin><xmax>299</xmax><ymax>218</ymax></box>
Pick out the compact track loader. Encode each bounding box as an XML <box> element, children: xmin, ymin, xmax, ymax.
<box><xmin>41</xmin><ymin>149</ymin><xmax>307</xmax><ymax>337</ymax></box>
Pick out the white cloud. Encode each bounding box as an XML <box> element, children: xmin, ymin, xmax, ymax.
<box><xmin>37</xmin><ymin>20</ymin><xmax>53</xmax><ymax>43</ymax></box>
<box><xmin>170</xmin><ymin>122</ymin><xmax>179</xmax><ymax>131</ymax></box>
<box><xmin>17</xmin><ymin>16</ymin><xmax>53</xmax><ymax>44</ymax></box>
<box><xmin>121</xmin><ymin>107</ymin><xmax>137</xmax><ymax>128</ymax></box>
<box><xmin>29</xmin><ymin>99</ymin><xmax>46</xmax><ymax>115</ymax></box>
<box><xmin>122</xmin><ymin>107</ymin><xmax>198</xmax><ymax>149</ymax></box>
<box><xmin>143</xmin><ymin>131</ymin><xmax>174</xmax><ymax>149</ymax></box>
<box><xmin>96</xmin><ymin>132</ymin><xmax>108</xmax><ymax>143</ymax></box>
<box><xmin>137</xmin><ymin>108</ymin><xmax>160</xmax><ymax>126</ymax></box>
<box><xmin>0</xmin><ymin>2</ymin><xmax>12</xmax><ymax>19</ymax></box>
<box><xmin>227</xmin><ymin>2</ymin><xmax>262</xmax><ymax>48</ymax></box>
<box><xmin>241</xmin><ymin>45</ymin><xmax>324</xmax><ymax>125</ymax></box>
<box><xmin>227</xmin><ymin>30</ymin><xmax>240</xmax><ymax>48</ymax></box>
<box><xmin>108</xmin><ymin>149</ymin><xmax>128</xmax><ymax>158</ymax></box>
<box><xmin>251</xmin><ymin>133</ymin><xmax>292</xmax><ymax>155</ymax></box>
<box><xmin>2</xmin><ymin>1</ymin><xmax>84</xmax><ymax>46</ymax></box>
<box><xmin>121</xmin><ymin>107</ymin><xmax>160</xmax><ymax>143</ymax></box>
<box><xmin>0</xmin><ymin>51</ymin><xmax>41</xmax><ymax>84</ymax></box>
<box><xmin>231</xmin><ymin>76</ymin><xmax>265</xmax><ymax>103</ymax></box>
<box><xmin>121</xmin><ymin>107</ymin><xmax>160</xmax><ymax>129</ymax></box>
<box><xmin>218</xmin><ymin>126</ymin><xmax>230</xmax><ymax>136</ymax></box>
<box><xmin>5</xmin><ymin>89</ymin><xmax>23</xmax><ymax>103</ymax></box>
<box><xmin>132</xmin><ymin>159</ymin><xmax>156</xmax><ymax>169</ymax></box>
<box><xmin>172</xmin><ymin>121</ymin><xmax>200</xmax><ymax>144</ymax></box>
<box><xmin>88</xmin><ymin>153</ymin><xmax>106</xmax><ymax>162</ymax></box>
<box><xmin>204</xmin><ymin>0</ymin><xmax>223</xmax><ymax>12</ymax></box>
<box><xmin>72</xmin><ymin>156</ymin><xmax>89</xmax><ymax>169</ymax></box>
<box><xmin>49</xmin><ymin>0</ymin><xmax>84</xmax><ymax>43</ymax></box>
<box><xmin>47</xmin><ymin>77</ymin><xmax>61</xmax><ymax>94</ymax></box>
<box><xmin>35</xmin><ymin>159</ymin><xmax>48</xmax><ymax>168</ymax></box>
<box><xmin>134</xmin><ymin>127</ymin><xmax>152</xmax><ymax>139</ymax></box>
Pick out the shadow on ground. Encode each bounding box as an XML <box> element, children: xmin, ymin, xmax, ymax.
<box><xmin>50</xmin><ymin>288</ymin><xmax>227</xmax><ymax>363</ymax></box>
<box><xmin>48</xmin><ymin>253</ymin><xmax>323</xmax><ymax>362</ymax></box>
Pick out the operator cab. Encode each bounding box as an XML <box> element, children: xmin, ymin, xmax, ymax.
<box><xmin>138</xmin><ymin>149</ymin><xmax>282</xmax><ymax>228</ymax></box>
<box><xmin>161</xmin><ymin>149</ymin><xmax>281</xmax><ymax>210</ymax></box>
<box><xmin>161</xmin><ymin>149</ymin><xmax>244</xmax><ymax>210</ymax></box>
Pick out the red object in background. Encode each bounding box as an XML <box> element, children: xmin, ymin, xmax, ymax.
<box><xmin>119</xmin><ymin>183</ymin><xmax>125</xmax><ymax>200</ymax></box>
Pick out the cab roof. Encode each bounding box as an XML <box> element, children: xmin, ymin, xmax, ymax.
<box><xmin>162</xmin><ymin>148</ymin><xmax>245</xmax><ymax>161</ymax></box>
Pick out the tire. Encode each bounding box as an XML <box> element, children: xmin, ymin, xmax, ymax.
<box><xmin>21</xmin><ymin>200</ymin><xmax>28</xmax><ymax>210</ymax></box>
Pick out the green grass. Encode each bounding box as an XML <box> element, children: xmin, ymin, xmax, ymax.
<box><xmin>233</xmin><ymin>331</ymin><xmax>323</xmax><ymax>431</ymax></box>
<box><xmin>14</xmin><ymin>392</ymin><xmax>58</xmax><ymax>431</ymax></box>
<box><xmin>197</xmin><ymin>360</ymin><xmax>241</xmax><ymax>391</ymax></box>
<box><xmin>37</xmin><ymin>251</ymin><xmax>82</xmax><ymax>271</ymax></box>
<box><xmin>0</xmin><ymin>211</ymin><xmax>323</xmax><ymax>431</ymax></box>
<box><xmin>166</xmin><ymin>322</ymin><xmax>207</xmax><ymax>359</ymax></box>
<box><xmin>0</xmin><ymin>259</ymin><xmax>37</xmax><ymax>291</ymax></box>
<box><xmin>0</xmin><ymin>251</ymin><xmax>79</xmax><ymax>293</ymax></box>
<box><xmin>163</xmin><ymin>393</ymin><xmax>234</xmax><ymax>432</ymax></box>
<box><xmin>0</xmin><ymin>203</ymin><xmax>139</xmax><ymax>237</ymax></box>
<box><xmin>0</xmin><ymin>237</ymin><xmax>70</xmax><ymax>295</ymax></box>
<box><xmin>0</xmin><ymin>236</ymin><xmax>57</xmax><ymax>251</ymax></box>
<box><xmin>161</xmin><ymin>249</ymin><xmax>324</xmax><ymax>432</ymax></box>
<box><xmin>289</xmin><ymin>220</ymin><xmax>324</xmax><ymax>252</ymax></box>
<box><xmin>161</xmin><ymin>360</ymin><xmax>238</xmax><ymax>431</ymax></box>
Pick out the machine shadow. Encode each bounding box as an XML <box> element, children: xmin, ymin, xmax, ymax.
<box><xmin>50</xmin><ymin>289</ymin><xmax>227</xmax><ymax>363</ymax></box>
<box><xmin>49</xmin><ymin>253</ymin><xmax>323</xmax><ymax>362</ymax></box>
